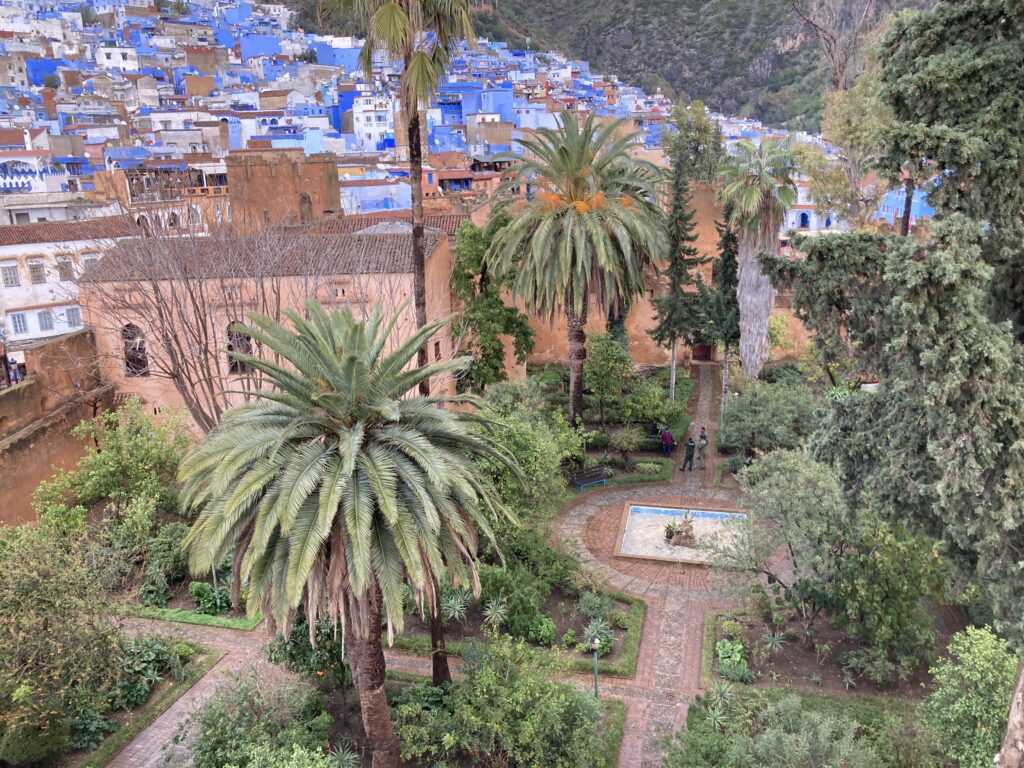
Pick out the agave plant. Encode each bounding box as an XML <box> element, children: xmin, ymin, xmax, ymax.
<box><xmin>482</xmin><ymin>595</ymin><xmax>508</xmax><ymax>632</ymax></box>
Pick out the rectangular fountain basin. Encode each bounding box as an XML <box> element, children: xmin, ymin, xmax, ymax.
<box><xmin>615</xmin><ymin>504</ymin><xmax>746</xmax><ymax>564</ymax></box>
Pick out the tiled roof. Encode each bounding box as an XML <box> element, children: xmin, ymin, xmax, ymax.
<box><xmin>315</xmin><ymin>213</ymin><xmax>469</xmax><ymax>236</ymax></box>
<box><xmin>80</xmin><ymin>232</ymin><xmax>444</xmax><ymax>283</ymax></box>
<box><xmin>0</xmin><ymin>217</ymin><xmax>139</xmax><ymax>247</ymax></box>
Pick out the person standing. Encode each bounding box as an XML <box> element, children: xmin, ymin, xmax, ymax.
<box><xmin>698</xmin><ymin>427</ymin><xmax>708</xmax><ymax>469</ymax></box>
<box><xmin>682</xmin><ymin>436</ymin><xmax>696</xmax><ymax>471</ymax></box>
<box><xmin>660</xmin><ymin>426</ymin><xmax>675</xmax><ymax>457</ymax></box>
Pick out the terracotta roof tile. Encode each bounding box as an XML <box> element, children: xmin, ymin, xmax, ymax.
<box><xmin>0</xmin><ymin>217</ymin><xmax>139</xmax><ymax>247</ymax></box>
<box><xmin>315</xmin><ymin>213</ymin><xmax>468</xmax><ymax>235</ymax></box>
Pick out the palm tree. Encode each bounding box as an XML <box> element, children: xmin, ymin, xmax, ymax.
<box><xmin>717</xmin><ymin>138</ymin><xmax>797</xmax><ymax>378</ymax></box>
<box><xmin>179</xmin><ymin>302</ymin><xmax>513</xmax><ymax>768</ymax></box>
<box><xmin>486</xmin><ymin>113</ymin><xmax>667</xmax><ymax>424</ymax></box>
<box><xmin>339</xmin><ymin>0</ymin><xmax>474</xmax><ymax>390</ymax></box>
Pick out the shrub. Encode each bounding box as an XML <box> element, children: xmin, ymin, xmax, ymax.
<box><xmin>585</xmin><ymin>429</ymin><xmax>611</xmax><ymax>450</ymax></box>
<box><xmin>716</xmin><ymin>639</ymin><xmax>753</xmax><ymax>683</ymax></box>
<box><xmin>113</xmin><ymin>635</ymin><xmax>183</xmax><ymax>710</ymax></box>
<box><xmin>528</xmin><ymin>616</ymin><xmax>556</xmax><ymax>647</ymax></box>
<box><xmin>923</xmin><ymin>626</ymin><xmax>1017</xmax><ymax>768</ymax></box>
<box><xmin>189</xmin><ymin>581</ymin><xmax>231</xmax><ymax>615</ymax></box>
<box><xmin>265</xmin><ymin>615</ymin><xmax>351</xmax><ymax>689</ymax></box>
<box><xmin>576</xmin><ymin>591</ymin><xmax>612</xmax><ymax>622</ymax></box>
<box><xmin>760</xmin><ymin>362</ymin><xmax>804</xmax><ymax>385</ymax></box>
<box><xmin>721</xmin><ymin>619</ymin><xmax>743</xmax><ymax>639</ymax></box>
<box><xmin>584</xmin><ymin>332</ymin><xmax>634</xmax><ymax>425</ymax></box>
<box><xmin>623</xmin><ymin>376</ymin><xmax>684</xmax><ymax>428</ymax></box>
<box><xmin>634</xmin><ymin>461</ymin><xmax>663</xmax><ymax>475</ymax></box>
<box><xmin>69</xmin><ymin>700</ymin><xmax>116</xmax><ymax>751</ymax></box>
<box><xmin>480</xmin><ymin>565</ymin><xmax>550</xmax><ymax>640</ymax></box>
<box><xmin>226</xmin><ymin>743</ymin><xmax>333</xmax><ymax>768</ymax></box>
<box><xmin>501</xmin><ymin>529</ymin><xmax>580</xmax><ymax>592</ymax></box>
<box><xmin>393</xmin><ymin>635</ymin><xmax>607</xmax><ymax>767</ymax></box>
<box><xmin>717</xmin><ymin>381</ymin><xmax>818</xmax><ymax>455</ymax></box>
<box><xmin>582</xmin><ymin>618</ymin><xmax>614</xmax><ymax>657</ymax></box>
<box><xmin>561</xmin><ymin>629</ymin><xmax>577</xmax><ymax>647</ymax></box>
<box><xmin>138</xmin><ymin>522</ymin><xmax>190</xmax><ymax>607</ymax></box>
<box><xmin>610</xmin><ymin>425</ymin><xmax>644</xmax><ymax>464</ymax></box>
<box><xmin>174</xmin><ymin>672</ymin><xmax>330</xmax><ymax>768</ymax></box>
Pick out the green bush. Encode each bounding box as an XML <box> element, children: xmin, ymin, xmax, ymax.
<box><xmin>633</xmin><ymin>461</ymin><xmax>663</xmax><ymax>475</ymax></box>
<box><xmin>584</xmin><ymin>332</ymin><xmax>634</xmax><ymax>425</ymax></box>
<box><xmin>266</xmin><ymin>615</ymin><xmax>351</xmax><ymax>689</ymax></box>
<box><xmin>716</xmin><ymin>639</ymin><xmax>754</xmax><ymax>683</ymax></box>
<box><xmin>113</xmin><ymin>635</ymin><xmax>183</xmax><ymax>710</ymax></box>
<box><xmin>393</xmin><ymin>634</ymin><xmax>608</xmax><ymax>767</ymax></box>
<box><xmin>562</xmin><ymin>629</ymin><xmax>578</xmax><ymax>647</ymax></box>
<box><xmin>610</xmin><ymin>425</ymin><xmax>644</xmax><ymax>463</ymax></box>
<box><xmin>500</xmin><ymin>528</ymin><xmax>580</xmax><ymax>592</ymax></box>
<box><xmin>923</xmin><ymin>626</ymin><xmax>1017</xmax><ymax>768</ymax></box>
<box><xmin>138</xmin><ymin>522</ymin><xmax>190</xmax><ymax>607</ymax></box>
<box><xmin>576</xmin><ymin>591</ymin><xmax>612</xmax><ymax>621</ymax></box>
<box><xmin>189</xmin><ymin>581</ymin><xmax>231</xmax><ymax>615</ymax></box>
<box><xmin>480</xmin><ymin>565</ymin><xmax>551</xmax><ymax>640</ymax></box>
<box><xmin>528</xmin><ymin>616</ymin><xmax>557</xmax><ymax>647</ymax></box>
<box><xmin>717</xmin><ymin>381</ymin><xmax>818</xmax><ymax>455</ymax></box>
<box><xmin>623</xmin><ymin>376</ymin><xmax>684</xmax><ymax>428</ymax></box>
<box><xmin>721</xmin><ymin>619</ymin><xmax>743</xmax><ymax>638</ymax></box>
<box><xmin>225</xmin><ymin>743</ymin><xmax>333</xmax><ymax>768</ymax></box>
<box><xmin>585</xmin><ymin>430</ymin><xmax>611</xmax><ymax>450</ymax></box>
<box><xmin>174</xmin><ymin>672</ymin><xmax>330</xmax><ymax>768</ymax></box>
<box><xmin>33</xmin><ymin>397</ymin><xmax>189</xmax><ymax>519</ymax></box>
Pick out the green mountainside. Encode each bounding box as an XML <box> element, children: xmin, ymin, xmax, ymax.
<box><xmin>291</xmin><ymin>0</ymin><xmax>933</xmax><ymax>130</ymax></box>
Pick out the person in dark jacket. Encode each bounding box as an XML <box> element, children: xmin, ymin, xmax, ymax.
<box><xmin>681</xmin><ymin>437</ymin><xmax>696</xmax><ymax>471</ymax></box>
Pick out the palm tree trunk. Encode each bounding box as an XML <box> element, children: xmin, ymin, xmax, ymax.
<box><xmin>347</xmin><ymin>599</ymin><xmax>401</xmax><ymax>768</ymax></box>
<box><xmin>408</xmin><ymin>105</ymin><xmax>429</xmax><ymax>396</ymax></box>
<box><xmin>900</xmin><ymin>176</ymin><xmax>914</xmax><ymax>237</ymax></box>
<box><xmin>429</xmin><ymin>585</ymin><xmax>451</xmax><ymax>686</ymax></box>
<box><xmin>998</xmin><ymin>660</ymin><xmax>1024</xmax><ymax>767</ymax></box>
<box><xmin>669</xmin><ymin>340</ymin><xmax>677</xmax><ymax>403</ymax></box>
<box><xmin>566</xmin><ymin>299</ymin><xmax>588</xmax><ymax>426</ymax></box>
<box><xmin>736</xmin><ymin>231</ymin><xmax>775</xmax><ymax>378</ymax></box>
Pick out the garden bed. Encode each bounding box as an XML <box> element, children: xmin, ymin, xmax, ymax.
<box><xmin>118</xmin><ymin>603</ymin><xmax>263</xmax><ymax>631</ymax></box>
<box><xmin>61</xmin><ymin>644</ymin><xmax>222</xmax><ymax>768</ymax></box>
<box><xmin>701</xmin><ymin>611</ymin><xmax>935</xmax><ymax>697</ymax></box>
<box><xmin>392</xmin><ymin>588</ymin><xmax>646</xmax><ymax>677</ymax></box>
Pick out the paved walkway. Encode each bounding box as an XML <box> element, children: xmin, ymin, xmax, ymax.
<box><xmin>106</xmin><ymin>362</ymin><xmax>743</xmax><ymax>768</ymax></box>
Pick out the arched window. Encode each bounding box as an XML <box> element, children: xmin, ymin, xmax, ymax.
<box><xmin>227</xmin><ymin>322</ymin><xmax>252</xmax><ymax>374</ymax></box>
<box><xmin>825</xmin><ymin>216</ymin><xmax>832</xmax><ymax>228</ymax></box>
<box><xmin>189</xmin><ymin>207</ymin><xmax>201</xmax><ymax>226</ymax></box>
<box><xmin>798</xmin><ymin>211</ymin><xmax>811</xmax><ymax>229</ymax></box>
<box><xmin>137</xmin><ymin>215</ymin><xmax>152</xmax><ymax>236</ymax></box>
<box><xmin>299</xmin><ymin>193</ymin><xmax>313</xmax><ymax>224</ymax></box>
<box><xmin>122</xmin><ymin>324</ymin><xmax>149</xmax><ymax>377</ymax></box>
<box><xmin>167</xmin><ymin>211</ymin><xmax>180</xmax><ymax>227</ymax></box>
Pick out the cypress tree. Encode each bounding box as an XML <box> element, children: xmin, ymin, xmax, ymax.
<box><xmin>649</xmin><ymin>141</ymin><xmax>707</xmax><ymax>402</ymax></box>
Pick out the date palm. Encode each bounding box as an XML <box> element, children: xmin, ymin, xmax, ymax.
<box><xmin>179</xmin><ymin>301</ymin><xmax>513</xmax><ymax>768</ymax></box>
<box><xmin>717</xmin><ymin>138</ymin><xmax>798</xmax><ymax>378</ymax></box>
<box><xmin>486</xmin><ymin>113</ymin><xmax>667</xmax><ymax>424</ymax></box>
<box><xmin>338</xmin><ymin>0</ymin><xmax>473</xmax><ymax>383</ymax></box>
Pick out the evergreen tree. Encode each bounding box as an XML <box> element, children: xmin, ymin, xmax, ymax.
<box><xmin>649</xmin><ymin>142</ymin><xmax>707</xmax><ymax>402</ymax></box>
<box><xmin>699</xmin><ymin>209</ymin><xmax>740</xmax><ymax>412</ymax></box>
<box><xmin>450</xmin><ymin>216</ymin><xmax>534</xmax><ymax>394</ymax></box>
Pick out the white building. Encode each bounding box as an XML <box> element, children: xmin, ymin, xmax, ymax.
<box><xmin>0</xmin><ymin>217</ymin><xmax>135</xmax><ymax>359</ymax></box>
<box><xmin>94</xmin><ymin>45</ymin><xmax>140</xmax><ymax>72</ymax></box>
<box><xmin>351</xmin><ymin>95</ymin><xmax>394</xmax><ymax>152</ymax></box>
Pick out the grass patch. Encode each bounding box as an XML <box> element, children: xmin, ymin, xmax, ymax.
<box><xmin>606</xmin><ymin>457</ymin><xmax>674</xmax><ymax>487</ymax></box>
<box><xmin>79</xmin><ymin>646</ymin><xmax>224</xmax><ymax>768</ymax></box>
<box><xmin>119</xmin><ymin>604</ymin><xmax>263</xmax><ymax>631</ymax></box>
<box><xmin>391</xmin><ymin>590</ymin><xmax>646</xmax><ymax>678</ymax></box>
<box><xmin>599</xmin><ymin>699</ymin><xmax>627</xmax><ymax>768</ymax></box>
<box><xmin>713</xmin><ymin>462</ymin><xmax>724</xmax><ymax>487</ymax></box>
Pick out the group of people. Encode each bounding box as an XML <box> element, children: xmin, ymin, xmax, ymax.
<box><xmin>660</xmin><ymin>425</ymin><xmax>708</xmax><ymax>472</ymax></box>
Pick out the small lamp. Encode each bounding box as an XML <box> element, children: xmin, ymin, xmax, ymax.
<box><xmin>590</xmin><ymin>633</ymin><xmax>601</xmax><ymax>698</ymax></box>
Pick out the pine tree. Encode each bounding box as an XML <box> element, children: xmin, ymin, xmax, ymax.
<box><xmin>699</xmin><ymin>210</ymin><xmax>740</xmax><ymax>412</ymax></box>
<box><xmin>649</xmin><ymin>143</ymin><xmax>707</xmax><ymax>402</ymax></box>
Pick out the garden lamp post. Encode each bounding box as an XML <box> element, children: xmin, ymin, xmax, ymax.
<box><xmin>590</xmin><ymin>634</ymin><xmax>601</xmax><ymax>698</ymax></box>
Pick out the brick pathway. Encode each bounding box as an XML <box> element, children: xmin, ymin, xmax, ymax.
<box><xmin>108</xmin><ymin>362</ymin><xmax>742</xmax><ymax>768</ymax></box>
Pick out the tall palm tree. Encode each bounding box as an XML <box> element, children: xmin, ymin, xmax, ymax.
<box><xmin>486</xmin><ymin>113</ymin><xmax>667</xmax><ymax>424</ymax></box>
<box><xmin>179</xmin><ymin>302</ymin><xmax>513</xmax><ymax>768</ymax></box>
<box><xmin>716</xmin><ymin>138</ymin><xmax>798</xmax><ymax>378</ymax></box>
<box><xmin>340</xmin><ymin>2</ymin><xmax>476</xmax><ymax>683</ymax></box>
<box><xmin>340</xmin><ymin>0</ymin><xmax>474</xmax><ymax>389</ymax></box>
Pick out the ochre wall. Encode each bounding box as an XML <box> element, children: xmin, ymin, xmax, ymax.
<box><xmin>225</xmin><ymin>149</ymin><xmax>341</xmax><ymax>229</ymax></box>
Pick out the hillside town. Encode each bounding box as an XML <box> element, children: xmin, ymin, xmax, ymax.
<box><xmin>1</xmin><ymin>1</ymin><xmax>1020</xmax><ymax>768</ymax></box>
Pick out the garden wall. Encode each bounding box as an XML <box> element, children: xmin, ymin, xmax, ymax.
<box><xmin>0</xmin><ymin>331</ymin><xmax>112</xmax><ymax>525</ymax></box>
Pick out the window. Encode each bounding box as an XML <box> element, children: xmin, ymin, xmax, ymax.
<box><xmin>37</xmin><ymin>310</ymin><xmax>53</xmax><ymax>331</ymax></box>
<box><xmin>122</xmin><ymin>324</ymin><xmax>149</xmax><ymax>377</ymax></box>
<box><xmin>434</xmin><ymin>341</ymin><xmax>442</xmax><ymax>361</ymax></box>
<box><xmin>65</xmin><ymin>307</ymin><xmax>82</xmax><ymax>327</ymax></box>
<box><xmin>10</xmin><ymin>313</ymin><xmax>27</xmax><ymax>334</ymax></box>
<box><xmin>57</xmin><ymin>259</ymin><xmax>73</xmax><ymax>282</ymax></box>
<box><xmin>226</xmin><ymin>323</ymin><xmax>252</xmax><ymax>374</ymax></box>
<box><xmin>14</xmin><ymin>212</ymin><xmax>28</xmax><ymax>224</ymax></box>
<box><xmin>1</xmin><ymin>264</ymin><xmax>19</xmax><ymax>287</ymax></box>
<box><xmin>82</xmin><ymin>255</ymin><xmax>99</xmax><ymax>273</ymax></box>
<box><xmin>299</xmin><ymin>193</ymin><xmax>312</xmax><ymax>224</ymax></box>
<box><xmin>28</xmin><ymin>261</ymin><xmax>45</xmax><ymax>284</ymax></box>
